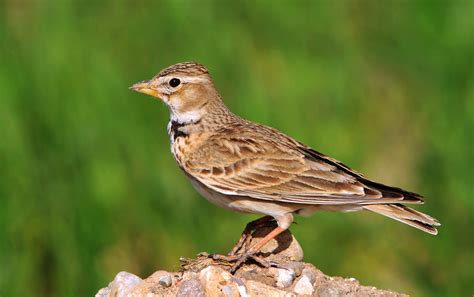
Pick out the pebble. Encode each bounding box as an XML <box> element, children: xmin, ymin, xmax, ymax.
<box><xmin>293</xmin><ymin>274</ymin><xmax>314</xmax><ymax>295</ymax></box>
<box><xmin>301</xmin><ymin>267</ymin><xmax>316</xmax><ymax>283</ymax></box>
<box><xmin>158</xmin><ymin>275</ymin><xmax>172</xmax><ymax>287</ymax></box>
<box><xmin>176</xmin><ymin>279</ymin><xmax>206</xmax><ymax>297</ymax></box>
<box><xmin>95</xmin><ymin>271</ymin><xmax>142</xmax><ymax>297</ymax></box>
<box><xmin>276</xmin><ymin>268</ymin><xmax>296</xmax><ymax>288</ymax></box>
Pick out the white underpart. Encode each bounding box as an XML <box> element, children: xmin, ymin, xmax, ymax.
<box><xmin>170</xmin><ymin>109</ymin><xmax>203</xmax><ymax>124</ymax></box>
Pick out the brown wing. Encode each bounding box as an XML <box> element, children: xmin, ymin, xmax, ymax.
<box><xmin>181</xmin><ymin>128</ymin><xmax>423</xmax><ymax>206</ymax></box>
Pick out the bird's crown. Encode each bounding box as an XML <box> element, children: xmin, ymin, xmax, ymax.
<box><xmin>157</xmin><ymin>62</ymin><xmax>209</xmax><ymax>78</ymax></box>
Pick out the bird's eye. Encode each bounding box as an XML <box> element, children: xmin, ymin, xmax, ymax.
<box><xmin>169</xmin><ymin>78</ymin><xmax>181</xmax><ymax>88</ymax></box>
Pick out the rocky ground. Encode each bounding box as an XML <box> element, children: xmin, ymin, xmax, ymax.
<box><xmin>96</xmin><ymin>226</ymin><xmax>407</xmax><ymax>296</ymax></box>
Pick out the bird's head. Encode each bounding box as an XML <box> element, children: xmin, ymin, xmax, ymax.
<box><xmin>130</xmin><ymin>62</ymin><xmax>221</xmax><ymax>123</ymax></box>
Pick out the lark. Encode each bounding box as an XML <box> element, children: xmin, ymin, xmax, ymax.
<box><xmin>130</xmin><ymin>62</ymin><xmax>440</xmax><ymax>270</ymax></box>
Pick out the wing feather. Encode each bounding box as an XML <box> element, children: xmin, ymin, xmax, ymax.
<box><xmin>180</xmin><ymin>130</ymin><xmax>422</xmax><ymax>206</ymax></box>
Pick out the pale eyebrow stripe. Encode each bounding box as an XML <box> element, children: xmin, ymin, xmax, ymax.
<box><xmin>182</xmin><ymin>77</ymin><xmax>209</xmax><ymax>84</ymax></box>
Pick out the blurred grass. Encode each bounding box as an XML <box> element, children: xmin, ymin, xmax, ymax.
<box><xmin>0</xmin><ymin>0</ymin><xmax>473</xmax><ymax>296</ymax></box>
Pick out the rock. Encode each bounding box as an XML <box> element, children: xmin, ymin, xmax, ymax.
<box><xmin>95</xmin><ymin>271</ymin><xmax>142</xmax><ymax>297</ymax></box>
<box><xmin>199</xmin><ymin>265</ymin><xmax>240</xmax><ymax>296</ymax></box>
<box><xmin>125</xmin><ymin>270</ymin><xmax>178</xmax><ymax>296</ymax></box>
<box><xmin>159</xmin><ymin>274</ymin><xmax>173</xmax><ymax>287</ymax></box>
<box><xmin>275</xmin><ymin>268</ymin><xmax>296</xmax><ymax>288</ymax></box>
<box><xmin>293</xmin><ymin>266</ymin><xmax>318</xmax><ymax>295</ymax></box>
<box><xmin>176</xmin><ymin>279</ymin><xmax>206</xmax><ymax>297</ymax></box>
<box><xmin>249</xmin><ymin>225</ymin><xmax>304</xmax><ymax>262</ymax></box>
<box><xmin>293</xmin><ymin>273</ymin><xmax>314</xmax><ymax>295</ymax></box>
<box><xmin>245</xmin><ymin>279</ymin><xmax>294</xmax><ymax>296</ymax></box>
<box><xmin>96</xmin><ymin>229</ymin><xmax>407</xmax><ymax>296</ymax></box>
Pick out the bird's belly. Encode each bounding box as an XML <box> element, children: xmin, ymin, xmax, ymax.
<box><xmin>187</xmin><ymin>176</ymin><xmax>258</xmax><ymax>213</ymax></box>
<box><xmin>188</xmin><ymin>176</ymin><xmax>244</xmax><ymax>212</ymax></box>
<box><xmin>186</xmin><ymin>174</ymin><xmax>304</xmax><ymax>217</ymax></box>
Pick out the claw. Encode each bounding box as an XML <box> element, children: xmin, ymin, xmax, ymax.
<box><xmin>209</xmin><ymin>252</ymin><xmax>277</xmax><ymax>274</ymax></box>
<box><xmin>211</xmin><ymin>253</ymin><xmax>239</xmax><ymax>261</ymax></box>
<box><xmin>202</xmin><ymin>216</ymin><xmax>287</xmax><ymax>273</ymax></box>
<box><xmin>200</xmin><ymin>250</ymin><xmax>284</xmax><ymax>274</ymax></box>
<box><xmin>249</xmin><ymin>255</ymin><xmax>271</xmax><ymax>268</ymax></box>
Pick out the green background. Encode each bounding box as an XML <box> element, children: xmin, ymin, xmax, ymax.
<box><xmin>1</xmin><ymin>1</ymin><xmax>473</xmax><ymax>296</ymax></box>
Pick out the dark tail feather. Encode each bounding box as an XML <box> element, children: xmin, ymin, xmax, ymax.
<box><xmin>363</xmin><ymin>204</ymin><xmax>440</xmax><ymax>235</ymax></box>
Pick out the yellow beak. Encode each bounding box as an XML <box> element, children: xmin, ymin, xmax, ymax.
<box><xmin>129</xmin><ymin>80</ymin><xmax>161</xmax><ymax>98</ymax></box>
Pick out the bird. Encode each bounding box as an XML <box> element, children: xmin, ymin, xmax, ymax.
<box><xmin>130</xmin><ymin>62</ymin><xmax>440</xmax><ymax>270</ymax></box>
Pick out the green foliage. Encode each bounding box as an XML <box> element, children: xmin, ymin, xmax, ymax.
<box><xmin>0</xmin><ymin>1</ymin><xmax>472</xmax><ymax>296</ymax></box>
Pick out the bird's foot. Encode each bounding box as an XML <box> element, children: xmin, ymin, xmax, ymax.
<box><xmin>227</xmin><ymin>233</ymin><xmax>252</xmax><ymax>256</ymax></box>
<box><xmin>210</xmin><ymin>252</ymin><xmax>279</xmax><ymax>274</ymax></box>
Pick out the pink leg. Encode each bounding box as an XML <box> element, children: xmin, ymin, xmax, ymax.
<box><xmin>228</xmin><ymin>216</ymin><xmax>275</xmax><ymax>256</ymax></box>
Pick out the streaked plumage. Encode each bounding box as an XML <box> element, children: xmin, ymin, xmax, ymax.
<box><xmin>131</xmin><ymin>62</ymin><xmax>440</xmax><ymax>252</ymax></box>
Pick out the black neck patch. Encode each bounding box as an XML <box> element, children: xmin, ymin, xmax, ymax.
<box><xmin>170</xmin><ymin>119</ymin><xmax>201</xmax><ymax>141</ymax></box>
<box><xmin>170</xmin><ymin>120</ymin><xmax>187</xmax><ymax>140</ymax></box>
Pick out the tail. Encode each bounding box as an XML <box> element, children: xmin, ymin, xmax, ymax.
<box><xmin>363</xmin><ymin>204</ymin><xmax>441</xmax><ymax>235</ymax></box>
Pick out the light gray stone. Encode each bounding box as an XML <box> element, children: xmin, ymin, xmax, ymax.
<box><xmin>293</xmin><ymin>274</ymin><xmax>314</xmax><ymax>295</ymax></box>
<box><xmin>276</xmin><ymin>268</ymin><xmax>296</xmax><ymax>288</ymax></box>
<box><xmin>159</xmin><ymin>274</ymin><xmax>172</xmax><ymax>287</ymax></box>
<box><xmin>177</xmin><ymin>278</ymin><xmax>206</xmax><ymax>297</ymax></box>
<box><xmin>95</xmin><ymin>271</ymin><xmax>142</xmax><ymax>297</ymax></box>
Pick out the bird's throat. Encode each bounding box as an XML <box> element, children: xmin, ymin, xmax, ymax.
<box><xmin>168</xmin><ymin>119</ymin><xmax>202</xmax><ymax>142</ymax></box>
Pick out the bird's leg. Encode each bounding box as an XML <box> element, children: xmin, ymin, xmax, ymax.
<box><xmin>228</xmin><ymin>216</ymin><xmax>275</xmax><ymax>256</ymax></box>
<box><xmin>229</xmin><ymin>225</ymin><xmax>286</xmax><ymax>273</ymax></box>
<box><xmin>211</xmin><ymin>225</ymin><xmax>287</xmax><ymax>273</ymax></box>
<box><xmin>210</xmin><ymin>213</ymin><xmax>293</xmax><ymax>273</ymax></box>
